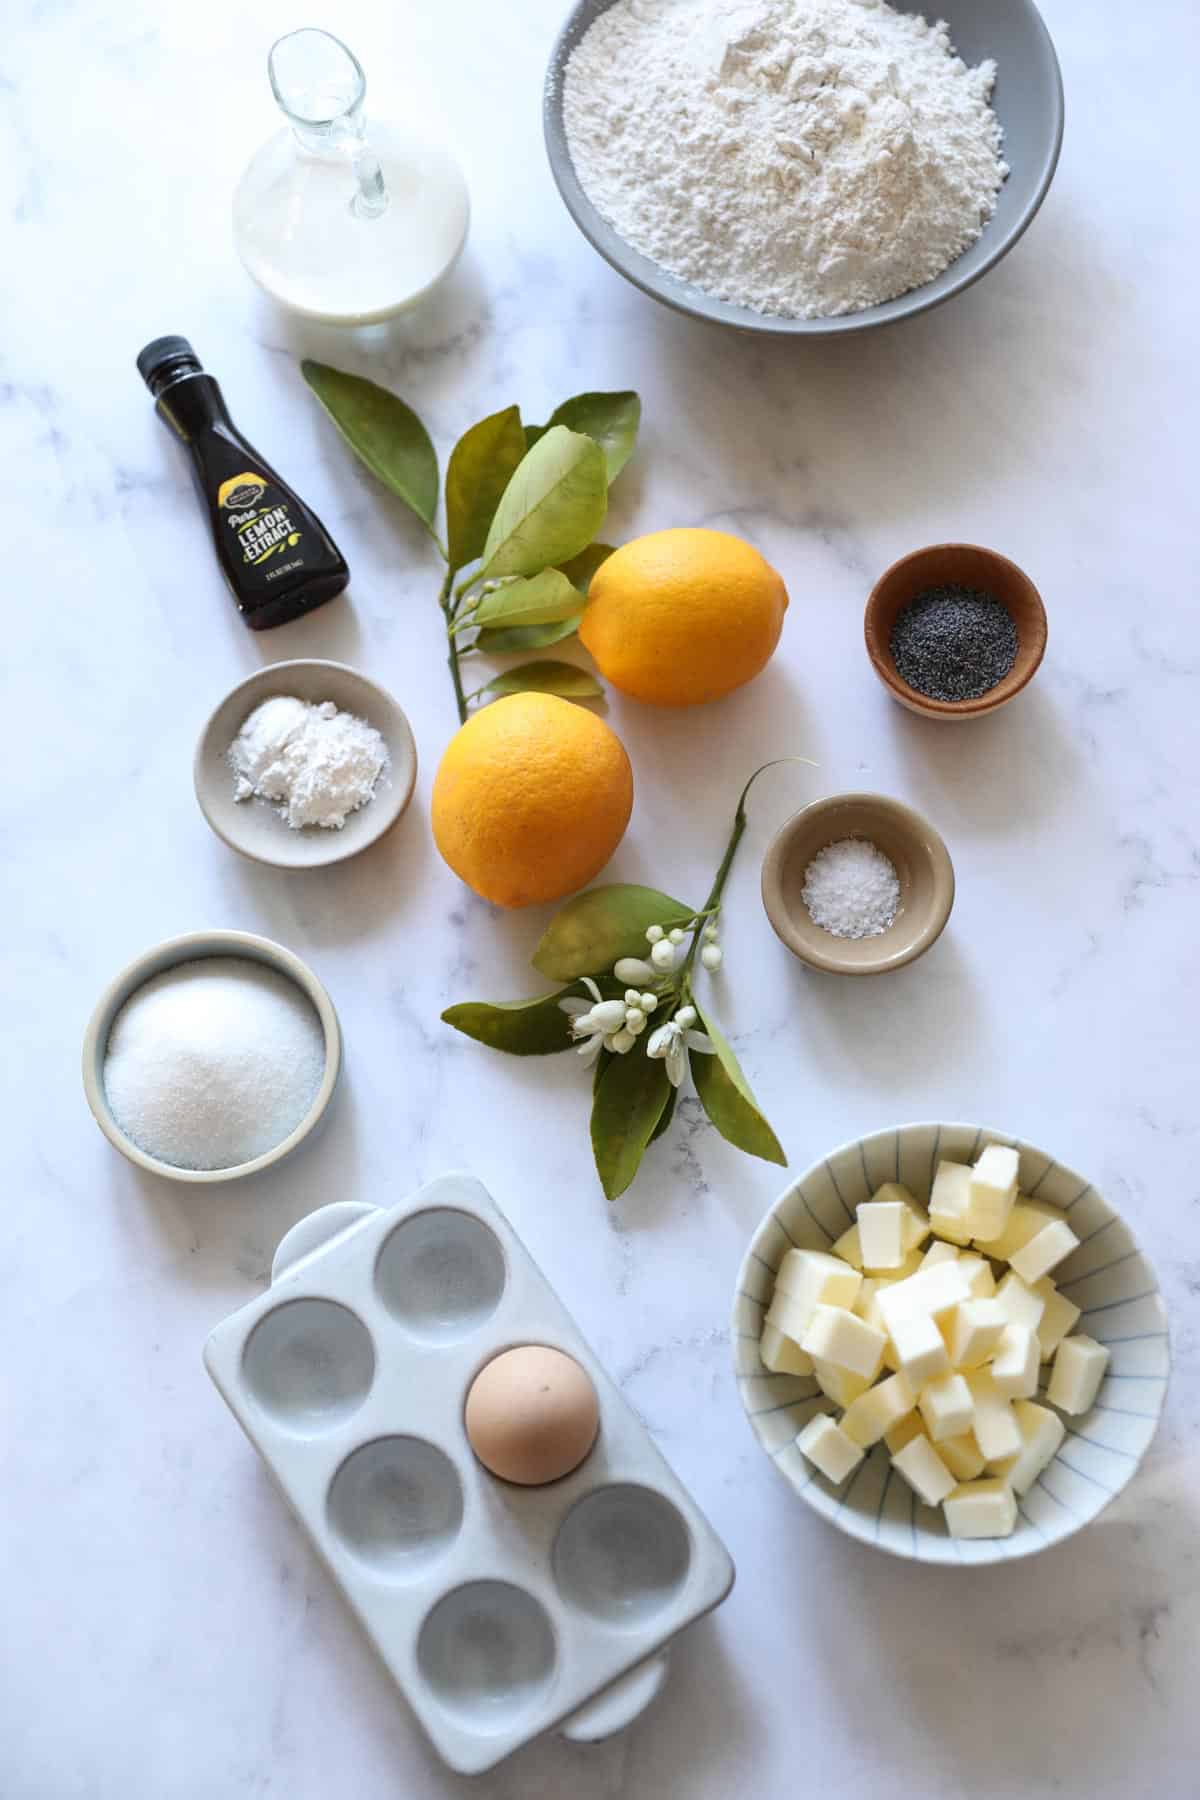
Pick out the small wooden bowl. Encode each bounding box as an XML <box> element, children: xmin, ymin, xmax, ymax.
<box><xmin>761</xmin><ymin>794</ymin><xmax>954</xmax><ymax>976</ymax></box>
<box><xmin>864</xmin><ymin>544</ymin><xmax>1047</xmax><ymax>720</ymax></box>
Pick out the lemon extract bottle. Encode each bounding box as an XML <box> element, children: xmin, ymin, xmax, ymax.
<box><xmin>137</xmin><ymin>335</ymin><xmax>349</xmax><ymax>629</ymax></box>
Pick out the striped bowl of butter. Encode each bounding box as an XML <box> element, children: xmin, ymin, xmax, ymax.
<box><xmin>732</xmin><ymin>1122</ymin><xmax>1169</xmax><ymax>1566</ymax></box>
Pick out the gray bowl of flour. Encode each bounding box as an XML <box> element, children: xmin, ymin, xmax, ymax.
<box><xmin>545</xmin><ymin>0</ymin><xmax>1064</xmax><ymax>335</ymax></box>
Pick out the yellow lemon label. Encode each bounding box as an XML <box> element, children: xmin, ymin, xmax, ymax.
<box><xmin>217</xmin><ymin>471</ymin><xmax>268</xmax><ymax>510</ymax></box>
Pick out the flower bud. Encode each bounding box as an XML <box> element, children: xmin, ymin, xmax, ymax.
<box><xmin>624</xmin><ymin>989</ymin><xmax>641</xmax><ymax>1006</ymax></box>
<box><xmin>614</xmin><ymin>956</ymin><xmax>656</xmax><ymax>985</ymax></box>
<box><xmin>703</xmin><ymin>921</ymin><xmax>720</xmax><ymax>942</ymax></box>
<box><xmin>668</xmin><ymin>927</ymin><xmax>685</xmax><ymax>945</ymax></box>
<box><xmin>590</xmin><ymin>999</ymin><xmax>629</xmax><ymax>1031</ymax></box>
<box><xmin>676</xmin><ymin>1005</ymin><xmax>697</xmax><ymax>1028</ymax></box>
<box><xmin>645</xmin><ymin>924</ymin><xmax>665</xmax><ymax>944</ymax></box>
<box><xmin>640</xmin><ymin>993</ymin><xmax>658</xmax><ymax>1012</ymax></box>
<box><xmin>701</xmin><ymin>944</ymin><xmax>723</xmax><ymax>971</ymax></box>
<box><xmin>650</xmin><ymin>939</ymin><xmax>676</xmax><ymax>971</ymax></box>
<box><xmin>608</xmin><ymin>1027</ymin><xmax>636</xmax><ymax>1054</ymax></box>
<box><xmin>625</xmin><ymin>1008</ymin><xmax>646</xmax><ymax>1033</ymax></box>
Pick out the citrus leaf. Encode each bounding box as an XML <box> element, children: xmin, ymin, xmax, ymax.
<box><xmin>525</xmin><ymin>423</ymin><xmax>547</xmax><ymax>451</ymax></box>
<box><xmin>559</xmin><ymin>542</ymin><xmax>616</xmax><ymax>596</ymax></box>
<box><xmin>477</xmin><ymin>661</ymin><xmax>602</xmax><ymax>702</ymax></box>
<box><xmin>474</xmin><ymin>613</ymin><xmax>583</xmax><ymax>654</ymax></box>
<box><xmin>545</xmin><ymin>392</ymin><xmax>641</xmax><ymax>483</ymax></box>
<box><xmin>445</xmin><ymin>405</ymin><xmax>526</xmax><ymax>573</ymax></box>
<box><xmin>472</xmin><ymin>568</ymin><xmax>584</xmax><ymax>630</ymax></box>
<box><xmin>591</xmin><ymin>1049</ymin><xmax>673</xmax><ymax>1200</ymax></box>
<box><xmin>648</xmin><ymin>1082</ymin><xmax>677</xmax><ymax>1145</ymax></box>
<box><xmin>301</xmin><ymin>361</ymin><xmax>438</xmax><ymax>531</ymax></box>
<box><xmin>690</xmin><ymin>1006</ymin><xmax>786</xmax><ymax>1166</ymax></box>
<box><xmin>442</xmin><ymin>987</ymin><xmax>583</xmax><ymax>1055</ymax></box>
<box><xmin>480</xmin><ymin>427</ymin><xmax>608</xmax><ymax>580</ymax></box>
<box><xmin>533</xmin><ymin>884</ymin><xmax>695</xmax><ymax>980</ymax></box>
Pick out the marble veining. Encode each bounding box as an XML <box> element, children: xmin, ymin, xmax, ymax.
<box><xmin>3</xmin><ymin>0</ymin><xmax>1198</xmax><ymax>1794</ymax></box>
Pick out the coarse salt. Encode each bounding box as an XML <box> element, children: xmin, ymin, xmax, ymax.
<box><xmin>802</xmin><ymin>838</ymin><xmax>899</xmax><ymax>938</ymax></box>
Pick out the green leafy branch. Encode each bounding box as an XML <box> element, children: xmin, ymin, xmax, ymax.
<box><xmin>301</xmin><ymin>362</ymin><xmax>640</xmax><ymax>724</ymax></box>
<box><xmin>443</xmin><ymin>765</ymin><xmax>803</xmax><ymax>1200</ymax></box>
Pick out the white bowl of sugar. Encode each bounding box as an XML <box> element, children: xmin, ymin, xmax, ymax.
<box><xmin>82</xmin><ymin>930</ymin><xmax>342</xmax><ymax>1184</ymax></box>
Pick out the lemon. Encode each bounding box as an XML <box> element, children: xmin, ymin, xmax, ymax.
<box><xmin>579</xmin><ymin>527</ymin><xmax>788</xmax><ymax>706</ymax></box>
<box><xmin>431</xmin><ymin>693</ymin><xmax>633</xmax><ymax>908</ymax></box>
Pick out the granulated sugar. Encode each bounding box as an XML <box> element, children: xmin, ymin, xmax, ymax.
<box><xmin>562</xmin><ymin>0</ymin><xmax>1007</xmax><ymax>319</ymax></box>
<box><xmin>103</xmin><ymin>958</ymin><xmax>326</xmax><ymax>1170</ymax></box>
<box><xmin>802</xmin><ymin>837</ymin><xmax>900</xmax><ymax>937</ymax></box>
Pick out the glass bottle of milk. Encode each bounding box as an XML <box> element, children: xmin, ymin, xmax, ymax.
<box><xmin>233</xmin><ymin>28</ymin><xmax>469</xmax><ymax>325</ymax></box>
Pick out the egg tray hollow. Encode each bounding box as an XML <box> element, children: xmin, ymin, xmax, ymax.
<box><xmin>204</xmin><ymin>1175</ymin><xmax>735</xmax><ymax>1775</ymax></box>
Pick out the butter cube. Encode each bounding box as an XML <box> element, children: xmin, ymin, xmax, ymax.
<box><xmin>956</xmin><ymin>1253</ymin><xmax>997</xmax><ymax>1299</ymax></box>
<box><xmin>759</xmin><ymin>1322</ymin><xmax>814</xmax><ymax>1377</ymax></box>
<box><xmin>857</xmin><ymin>1200</ymin><xmax>907</xmax><ymax>1270</ymax></box>
<box><xmin>885</xmin><ymin>1247</ymin><xmax>926</xmax><ymax>1281</ymax></box>
<box><xmin>766</xmin><ymin>1256</ymin><xmax>859</xmax><ymax>1345</ymax></box>
<box><xmin>944</xmin><ymin>1478</ymin><xmax>1017</xmax><ymax>1540</ymax></box>
<box><xmin>855</xmin><ymin>1281</ymin><xmax>900</xmax><ymax>1369</ymax></box>
<box><xmin>884</xmin><ymin>1411</ymin><xmax>923</xmax><ymax>1455</ymax></box>
<box><xmin>890</xmin><ymin>1311</ymin><xmax>951</xmax><ymax>1388</ymax></box>
<box><xmin>967</xmin><ymin>1144</ymin><xmax>1019</xmax><ymax>1241</ymax></box>
<box><xmin>841</xmin><ymin>1371</ymin><xmax>916</xmax><ymax>1448</ymax></box>
<box><xmin>877</xmin><ymin>1261</ymin><xmax>971</xmax><ymax>1335</ymax></box>
<box><xmin>938</xmin><ymin>1432</ymin><xmax>986</xmax><ymax>1482</ymax></box>
<box><xmin>966</xmin><ymin>1369</ymin><xmax>1022</xmax><ymax>1461</ymax></box>
<box><xmin>1047</xmin><ymin>1334</ymin><xmax>1110</xmax><ymax>1415</ymax></box>
<box><xmin>991</xmin><ymin>1323</ymin><xmax>1039</xmax><ymax>1400</ymax></box>
<box><xmin>929</xmin><ymin>1160</ymin><xmax>974</xmax><ymax>1244</ymax></box>
<box><xmin>1009</xmin><ymin>1219</ymin><xmax>1081</xmax><ymax>1286</ymax></box>
<box><xmin>796</xmin><ymin>1413</ymin><xmax>864</xmax><ymax>1485</ymax></box>
<box><xmin>920</xmin><ymin>1241</ymin><xmax>960</xmax><ymax>1271</ymax></box>
<box><xmin>992</xmin><ymin>1400</ymin><xmax>1065</xmax><ymax>1494</ymax></box>
<box><xmin>980</xmin><ymin>1197</ymin><xmax>1066</xmax><ymax>1262</ymax></box>
<box><xmin>918</xmin><ymin>1371</ymin><xmax>974</xmax><ymax>1442</ymax></box>
<box><xmin>775</xmin><ymin>1247</ymin><xmax>862</xmax><ymax>1313</ymax></box>
<box><xmin>994</xmin><ymin>1271</ymin><xmax>1046</xmax><ymax>1334</ymax></box>
<box><xmin>802</xmin><ymin>1303</ymin><xmax>886</xmax><ymax>1380</ymax></box>
<box><xmin>891</xmin><ymin>1433</ymin><xmax>956</xmax><ymax>1506</ymax></box>
<box><xmin>1033</xmin><ymin>1279</ymin><xmax>1081</xmax><ymax>1360</ymax></box>
<box><xmin>872</xmin><ymin>1182</ymin><xmax>930</xmax><ymax>1252</ymax></box>
<box><xmin>832</xmin><ymin>1223</ymin><xmax>864</xmax><ymax>1270</ymax></box>
<box><xmin>947</xmin><ymin>1298</ymin><xmax>1007</xmax><ymax>1369</ymax></box>
<box><xmin>764</xmin><ymin>1288</ymin><xmax>815</xmax><ymax>1346</ymax></box>
<box><xmin>814</xmin><ymin>1359</ymin><xmax>872</xmax><ymax>1408</ymax></box>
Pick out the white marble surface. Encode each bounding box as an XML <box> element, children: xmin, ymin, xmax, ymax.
<box><xmin>4</xmin><ymin>1</ymin><xmax>1198</xmax><ymax>1794</ymax></box>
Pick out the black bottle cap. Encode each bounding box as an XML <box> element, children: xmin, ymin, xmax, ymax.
<box><xmin>137</xmin><ymin>335</ymin><xmax>200</xmax><ymax>388</ymax></box>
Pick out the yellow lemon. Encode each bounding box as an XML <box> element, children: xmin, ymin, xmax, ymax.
<box><xmin>579</xmin><ymin>527</ymin><xmax>788</xmax><ymax>706</ymax></box>
<box><xmin>431</xmin><ymin>693</ymin><xmax>633</xmax><ymax>909</ymax></box>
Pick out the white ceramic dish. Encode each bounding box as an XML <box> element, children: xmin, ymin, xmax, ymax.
<box><xmin>732</xmin><ymin>1123</ymin><xmax>1169</xmax><ymax>1565</ymax></box>
<box><xmin>81</xmin><ymin>930</ymin><xmax>342</xmax><ymax>1185</ymax></box>
<box><xmin>205</xmin><ymin>1175</ymin><xmax>735</xmax><ymax>1774</ymax></box>
<box><xmin>194</xmin><ymin>659</ymin><xmax>417</xmax><ymax>870</ymax></box>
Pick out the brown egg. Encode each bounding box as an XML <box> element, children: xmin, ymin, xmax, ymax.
<box><xmin>464</xmin><ymin>1345</ymin><xmax>599</xmax><ymax>1486</ymax></box>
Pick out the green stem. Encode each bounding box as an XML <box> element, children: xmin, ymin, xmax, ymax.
<box><xmin>439</xmin><ymin>566</ymin><xmax>469</xmax><ymax>724</ymax></box>
<box><xmin>679</xmin><ymin>758</ymin><xmax>814</xmax><ymax>985</ymax></box>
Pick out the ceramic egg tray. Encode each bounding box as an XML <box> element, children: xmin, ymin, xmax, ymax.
<box><xmin>203</xmin><ymin>1174</ymin><xmax>734</xmax><ymax>1775</ymax></box>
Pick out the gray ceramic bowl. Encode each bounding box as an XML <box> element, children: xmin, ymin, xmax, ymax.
<box><xmin>82</xmin><ymin>930</ymin><xmax>342</xmax><ymax>1184</ymax></box>
<box><xmin>195</xmin><ymin>660</ymin><xmax>417</xmax><ymax>870</ymax></box>
<box><xmin>545</xmin><ymin>0</ymin><xmax>1064</xmax><ymax>336</ymax></box>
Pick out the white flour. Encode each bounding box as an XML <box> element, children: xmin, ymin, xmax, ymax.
<box><xmin>562</xmin><ymin>0</ymin><xmax>1007</xmax><ymax>319</ymax></box>
<box><xmin>228</xmin><ymin>695</ymin><xmax>389</xmax><ymax>831</ymax></box>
